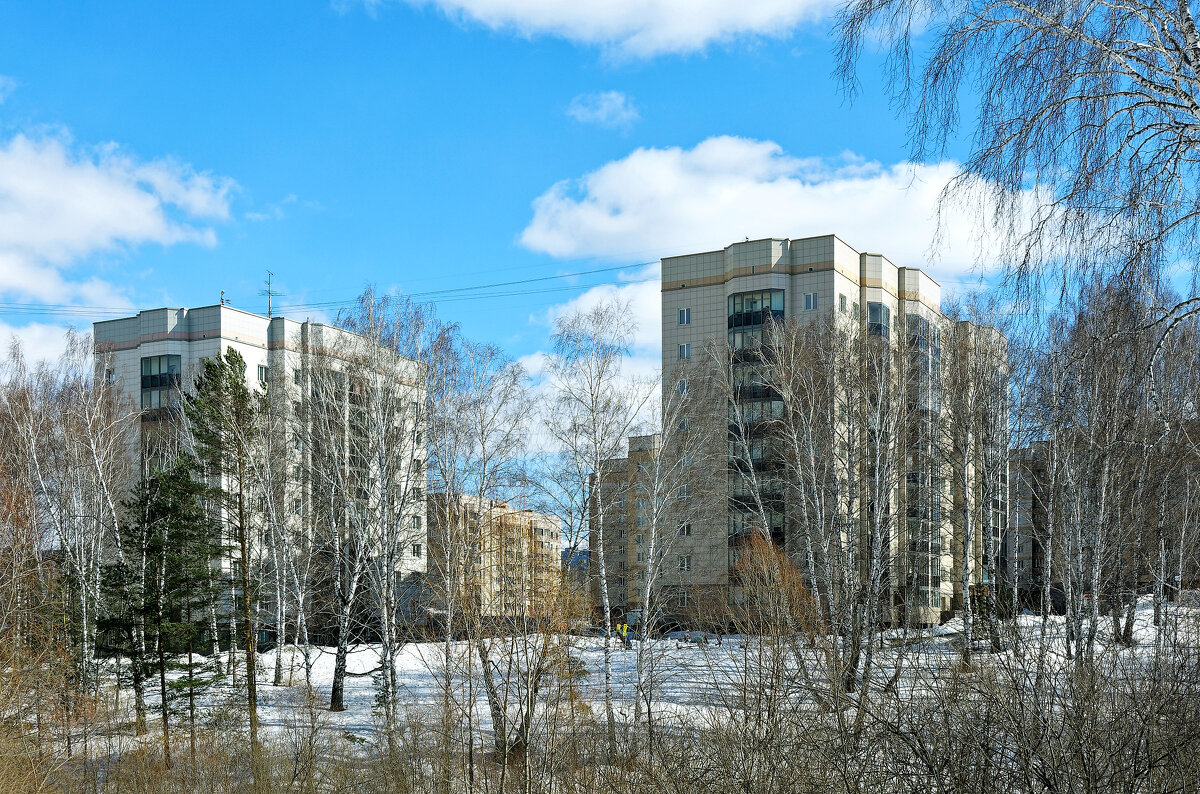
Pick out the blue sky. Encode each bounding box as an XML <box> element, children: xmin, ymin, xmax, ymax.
<box><xmin>0</xmin><ymin>1</ymin><xmax>991</xmax><ymax>367</ymax></box>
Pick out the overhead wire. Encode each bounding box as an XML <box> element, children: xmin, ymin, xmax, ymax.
<box><xmin>276</xmin><ymin>261</ymin><xmax>656</xmax><ymax>312</ymax></box>
<box><xmin>0</xmin><ymin>259</ymin><xmax>660</xmax><ymax>321</ymax></box>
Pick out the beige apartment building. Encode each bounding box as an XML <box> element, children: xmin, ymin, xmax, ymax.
<box><xmin>654</xmin><ymin>235</ymin><xmax>1007</xmax><ymax>626</ymax></box>
<box><xmin>427</xmin><ymin>494</ymin><xmax>564</xmax><ymax>621</ymax></box>
<box><xmin>588</xmin><ymin>433</ymin><xmax>707</xmax><ymax>620</ymax></box>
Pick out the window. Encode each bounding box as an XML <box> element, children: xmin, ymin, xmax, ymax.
<box><xmin>636</xmin><ymin>550</ymin><xmax>646</xmax><ymax>563</ymax></box>
<box><xmin>678</xmin><ymin>523</ymin><xmax>692</xmax><ymax>537</ymax></box>
<box><xmin>676</xmin><ymin>484</ymin><xmax>690</xmax><ymax>500</ymax></box>
<box><xmin>292</xmin><ymin>465</ymin><xmax>301</xmax><ymax>480</ymax></box>
<box><xmin>839</xmin><ymin>293</ymin><xmax>847</xmax><ymax>312</ymax></box>
<box><xmin>104</xmin><ymin>368</ymin><xmax>116</xmax><ymax>385</ymax></box>
<box><xmin>635</xmin><ymin>533</ymin><xmax>644</xmax><ymax>545</ymax></box>
<box><xmin>411</xmin><ymin>515</ymin><xmax>422</xmax><ymax>530</ymax></box>
<box><xmin>678</xmin><ymin>416</ymin><xmax>689</xmax><ymax>431</ymax></box>
<box><xmin>804</xmin><ymin>292</ymin><xmax>818</xmax><ymax>311</ymax></box>
<box><xmin>292</xmin><ymin>498</ymin><xmax>302</xmax><ymax>516</ymax></box>
<box><xmin>677</xmin><ymin>555</ymin><xmax>691</xmax><ymax>573</ymax></box>
<box><xmin>728</xmin><ymin>289</ymin><xmax>784</xmax><ymax>330</ymax></box>
<box><xmin>677</xmin><ymin>379</ymin><xmax>688</xmax><ymax>396</ymax></box>
<box><xmin>293</xmin><ymin>369</ymin><xmax>301</xmax><ymax>385</ymax></box>
<box><xmin>636</xmin><ymin>516</ymin><xmax>646</xmax><ymax>527</ymax></box>
<box><xmin>293</xmin><ymin>400</ymin><xmax>302</xmax><ymax>414</ymax></box>
<box><xmin>678</xmin><ymin>307</ymin><xmax>691</xmax><ymax>325</ymax></box>
<box><xmin>257</xmin><ymin>364</ymin><xmax>269</xmax><ymax>385</ymax></box>
<box><xmin>868</xmin><ymin>302</ymin><xmax>891</xmax><ymax>338</ymax></box>
<box><xmin>678</xmin><ymin>343</ymin><xmax>691</xmax><ymax>361</ymax></box>
<box><xmin>140</xmin><ymin>355</ymin><xmax>182</xmax><ymax>410</ymax></box>
<box><xmin>412</xmin><ymin>544</ymin><xmax>422</xmax><ymax>558</ymax></box>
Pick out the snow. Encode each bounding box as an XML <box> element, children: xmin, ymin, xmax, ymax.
<box><xmin>97</xmin><ymin>596</ymin><xmax>1200</xmax><ymax>745</ymax></box>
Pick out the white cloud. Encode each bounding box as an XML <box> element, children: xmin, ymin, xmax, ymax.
<box><xmin>519</xmin><ymin>136</ymin><xmax>1040</xmax><ymax>286</ymax></box>
<box><xmin>566</xmin><ymin>91</ymin><xmax>639</xmax><ymax>128</ymax></box>
<box><xmin>246</xmin><ymin>193</ymin><xmax>300</xmax><ymax>222</ymax></box>
<box><xmin>538</xmin><ymin>264</ymin><xmax>661</xmax><ymax>358</ymax></box>
<box><xmin>0</xmin><ymin>321</ymin><xmax>86</xmax><ymax>367</ymax></box>
<box><xmin>520</xmin><ymin>267</ymin><xmax>664</xmax><ymax>450</ymax></box>
<box><xmin>0</xmin><ymin>132</ymin><xmax>236</xmax><ymax>362</ymax></box>
<box><xmin>0</xmin><ymin>75</ymin><xmax>16</xmax><ymax>105</ymax></box>
<box><xmin>375</xmin><ymin>0</ymin><xmax>835</xmax><ymax>57</ymax></box>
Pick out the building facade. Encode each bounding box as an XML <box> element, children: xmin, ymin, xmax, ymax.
<box><xmin>658</xmin><ymin>235</ymin><xmax>1007</xmax><ymax>625</ymax></box>
<box><xmin>589</xmin><ymin>434</ymin><xmax>698</xmax><ymax>618</ymax></box>
<box><xmin>427</xmin><ymin>494</ymin><xmax>563</xmax><ymax>621</ymax></box>
<box><xmin>93</xmin><ymin>304</ymin><xmax>429</xmax><ymax>638</ymax></box>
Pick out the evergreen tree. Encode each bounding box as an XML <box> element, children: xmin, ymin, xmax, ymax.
<box><xmin>183</xmin><ymin>349</ymin><xmax>262</xmax><ymax>755</ymax></box>
<box><xmin>106</xmin><ymin>459</ymin><xmax>223</xmax><ymax>764</ymax></box>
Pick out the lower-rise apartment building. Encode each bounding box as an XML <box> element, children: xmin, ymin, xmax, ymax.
<box><xmin>427</xmin><ymin>493</ymin><xmax>564</xmax><ymax>621</ymax></box>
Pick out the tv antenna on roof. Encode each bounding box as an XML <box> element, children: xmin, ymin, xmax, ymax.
<box><xmin>260</xmin><ymin>271</ymin><xmax>285</xmax><ymax>317</ymax></box>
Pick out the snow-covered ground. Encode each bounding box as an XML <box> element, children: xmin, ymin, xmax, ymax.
<box><xmin>100</xmin><ymin>596</ymin><xmax>1200</xmax><ymax>743</ymax></box>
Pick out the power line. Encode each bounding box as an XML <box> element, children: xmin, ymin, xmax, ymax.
<box><xmin>276</xmin><ymin>261</ymin><xmax>655</xmax><ymax>312</ymax></box>
<box><xmin>0</xmin><ymin>260</ymin><xmax>660</xmax><ymax>321</ymax></box>
<box><xmin>0</xmin><ymin>303</ymin><xmax>131</xmax><ymax>318</ymax></box>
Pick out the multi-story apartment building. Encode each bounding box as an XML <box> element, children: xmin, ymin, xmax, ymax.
<box><xmin>589</xmin><ymin>434</ymin><xmax>698</xmax><ymax>617</ymax></box>
<box><xmin>1009</xmin><ymin>443</ymin><xmax>1050</xmax><ymax>601</ymax></box>
<box><xmin>657</xmin><ymin>235</ymin><xmax>1007</xmax><ymax>626</ymax></box>
<box><xmin>93</xmin><ymin>304</ymin><xmax>429</xmax><ymax>637</ymax></box>
<box><xmin>427</xmin><ymin>494</ymin><xmax>563</xmax><ymax>621</ymax></box>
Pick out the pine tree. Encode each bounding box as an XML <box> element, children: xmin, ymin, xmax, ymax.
<box><xmin>183</xmin><ymin>349</ymin><xmax>262</xmax><ymax>756</ymax></box>
<box><xmin>106</xmin><ymin>459</ymin><xmax>223</xmax><ymax>763</ymax></box>
<box><xmin>153</xmin><ymin>458</ymin><xmax>224</xmax><ymax>766</ymax></box>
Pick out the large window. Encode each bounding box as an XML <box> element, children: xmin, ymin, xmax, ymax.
<box><xmin>140</xmin><ymin>355</ymin><xmax>181</xmax><ymax>409</ymax></box>
<box><xmin>727</xmin><ymin>289</ymin><xmax>784</xmax><ymax>329</ymax></box>
<box><xmin>803</xmin><ymin>292</ymin><xmax>818</xmax><ymax>311</ymax></box>
<box><xmin>867</xmin><ymin>302</ymin><xmax>891</xmax><ymax>338</ymax></box>
<box><xmin>678</xmin><ymin>307</ymin><xmax>691</xmax><ymax>325</ymax></box>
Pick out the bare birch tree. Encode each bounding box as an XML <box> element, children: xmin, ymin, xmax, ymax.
<box><xmin>327</xmin><ymin>291</ymin><xmax>446</xmax><ymax>737</ymax></box>
<box><xmin>539</xmin><ymin>299</ymin><xmax>652</xmax><ymax>755</ymax></box>
<box><xmin>838</xmin><ymin>0</ymin><xmax>1200</xmax><ymax>293</ymax></box>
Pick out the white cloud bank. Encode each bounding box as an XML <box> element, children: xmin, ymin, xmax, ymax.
<box><xmin>377</xmin><ymin>0</ymin><xmax>836</xmax><ymax>57</ymax></box>
<box><xmin>0</xmin><ymin>132</ymin><xmax>236</xmax><ymax>361</ymax></box>
<box><xmin>566</xmin><ymin>91</ymin><xmax>639</xmax><ymax>128</ymax></box>
<box><xmin>519</xmin><ymin>136</ymin><xmax>1027</xmax><ymax>284</ymax></box>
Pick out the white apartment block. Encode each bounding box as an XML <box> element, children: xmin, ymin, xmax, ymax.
<box><xmin>93</xmin><ymin>304</ymin><xmax>428</xmax><ymax>589</ymax></box>
<box><xmin>659</xmin><ymin>235</ymin><xmax>1006</xmax><ymax>626</ymax></box>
